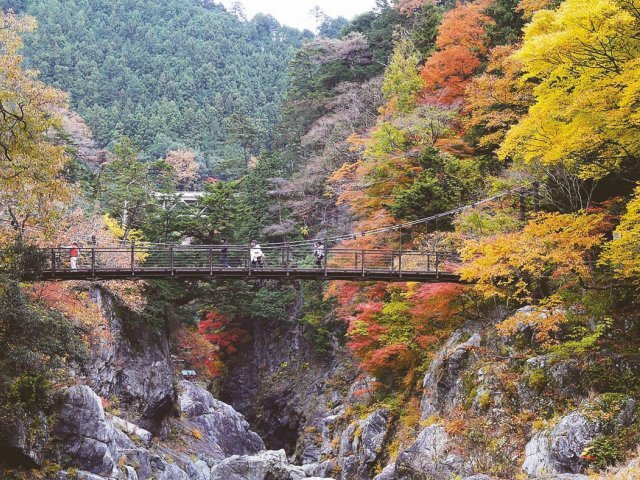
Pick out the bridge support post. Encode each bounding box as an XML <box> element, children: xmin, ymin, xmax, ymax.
<box><xmin>323</xmin><ymin>244</ymin><xmax>328</xmax><ymax>277</ymax></box>
<box><xmin>398</xmin><ymin>251</ymin><xmax>402</xmax><ymax>279</ymax></box>
<box><xmin>51</xmin><ymin>248</ymin><xmax>56</xmax><ymax>275</ymax></box>
<box><xmin>361</xmin><ymin>250</ymin><xmax>365</xmax><ymax>277</ymax></box>
<box><xmin>247</xmin><ymin>247</ymin><xmax>251</xmax><ymax>276</ymax></box>
<box><xmin>92</xmin><ymin>247</ymin><xmax>96</xmax><ymax>277</ymax></box>
<box><xmin>286</xmin><ymin>243</ymin><xmax>290</xmax><ymax>276</ymax></box>
<box><xmin>208</xmin><ymin>247</ymin><xmax>213</xmax><ymax>276</ymax></box>
<box><xmin>131</xmin><ymin>243</ymin><xmax>135</xmax><ymax>276</ymax></box>
<box><xmin>435</xmin><ymin>251</ymin><xmax>439</xmax><ymax>279</ymax></box>
<box><xmin>169</xmin><ymin>246</ymin><xmax>174</xmax><ymax>276</ymax></box>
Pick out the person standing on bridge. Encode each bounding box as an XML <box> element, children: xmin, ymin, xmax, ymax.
<box><xmin>220</xmin><ymin>239</ymin><xmax>229</xmax><ymax>268</ymax></box>
<box><xmin>250</xmin><ymin>240</ymin><xmax>264</xmax><ymax>268</ymax></box>
<box><xmin>313</xmin><ymin>241</ymin><xmax>325</xmax><ymax>268</ymax></box>
<box><xmin>69</xmin><ymin>242</ymin><xmax>80</xmax><ymax>269</ymax></box>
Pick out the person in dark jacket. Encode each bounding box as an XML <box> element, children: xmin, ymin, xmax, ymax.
<box><xmin>220</xmin><ymin>239</ymin><xmax>229</xmax><ymax>268</ymax></box>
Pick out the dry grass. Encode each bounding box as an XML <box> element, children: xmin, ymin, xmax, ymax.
<box><xmin>595</xmin><ymin>448</ymin><xmax>640</xmax><ymax>479</ymax></box>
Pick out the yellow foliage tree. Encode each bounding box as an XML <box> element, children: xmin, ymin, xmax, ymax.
<box><xmin>499</xmin><ymin>0</ymin><xmax>640</xmax><ymax>180</ymax></box>
<box><xmin>464</xmin><ymin>45</ymin><xmax>533</xmax><ymax>152</ymax></box>
<box><xmin>600</xmin><ymin>186</ymin><xmax>640</xmax><ymax>282</ymax></box>
<box><xmin>0</xmin><ymin>13</ymin><xmax>70</xmax><ymax>244</ymax></box>
<box><xmin>460</xmin><ymin>212</ymin><xmax>605</xmax><ymax>303</ymax></box>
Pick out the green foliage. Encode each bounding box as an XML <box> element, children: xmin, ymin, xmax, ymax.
<box><xmin>0</xmin><ymin>242</ymin><xmax>48</xmax><ymax>279</ymax></box>
<box><xmin>0</xmin><ymin>276</ymin><xmax>86</xmax><ymax>458</ymax></box>
<box><xmin>409</xmin><ymin>4</ymin><xmax>442</xmax><ymax>57</ymax></box>
<box><xmin>527</xmin><ymin>368</ymin><xmax>547</xmax><ymax>392</ymax></box>
<box><xmin>10</xmin><ymin>0</ymin><xmax>307</xmax><ymax>170</ymax></box>
<box><xmin>343</xmin><ymin>3</ymin><xmax>407</xmax><ymax>75</ymax></box>
<box><xmin>250</xmin><ymin>286</ymin><xmax>297</xmax><ymax>322</ymax></box>
<box><xmin>484</xmin><ymin>0</ymin><xmax>525</xmax><ymax>46</ymax></box>
<box><xmin>300</xmin><ymin>281</ymin><xmax>341</xmax><ymax>353</ymax></box>
<box><xmin>390</xmin><ymin>148</ymin><xmax>483</xmax><ymax>222</ymax></box>
<box><xmin>179</xmin><ymin>180</ymin><xmax>250</xmax><ymax>244</ymax></box>
<box><xmin>98</xmin><ymin>137</ymin><xmax>174</xmax><ymax>240</ymax></box>
<box><xmin>8</xmin><ymin>374</ymin><xmax>50</xmax><ymax>411</ymax></box>
<box><xmin>581</xmin><ymin>436</ymin><xmax>622</xmax><ymax>469</ymax></box>
<box><xmin>382</xmin><ymin>35</ymin><xmax>424</xmax><ymax>114</ymax></box>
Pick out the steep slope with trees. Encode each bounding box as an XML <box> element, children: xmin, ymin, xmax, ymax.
<box><xmin>0</xmin><ymin>0</ymin><xmax>310</xmax><ymax>174</ymax></box>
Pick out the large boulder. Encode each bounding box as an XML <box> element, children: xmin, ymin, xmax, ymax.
<box><xmin>395</xmin><ymin>424</ymin><xmax>466</xmax><ymax>480</ymax></box>
<box><xmin>178</xmin><ymin>380</ymin><xmax>264</xmax><ymax>460</ymax></box>
<box><xmin>421</xmin><ymin>333</ymin><xmax>481</xmax><ymax>418</ymax></box>
<box><xmin>209</xmin><ymin>449</ymin><xmax>332</xmax><ymax>480</ymax></box>
<box><xmin>54</xmin><ymin>385</ymin><xmax>119</xmax><ymax>477</ymax></box>
<box><xmin>523</xmin><ymin>396</ymin><xmax>636</xmax><ymax>477</ymax></box>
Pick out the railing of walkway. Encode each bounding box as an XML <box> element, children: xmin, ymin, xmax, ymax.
<box><xmin>41</xmin><ymin>245</ymin><xmax>460</xmax><ymax>278</ymax></box>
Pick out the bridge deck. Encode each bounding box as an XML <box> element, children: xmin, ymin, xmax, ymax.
<box><xmin>35</xmin><ymin>246</ymin><xmax>462</xmax><ymax>283</ymax></box>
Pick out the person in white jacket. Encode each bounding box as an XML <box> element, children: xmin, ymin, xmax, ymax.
<box><xmin>250</xmin><ymin>240</ymin><xmax>264</xmax><ymax>268</ymax></box>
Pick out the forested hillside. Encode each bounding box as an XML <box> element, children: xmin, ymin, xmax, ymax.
<box><xmin>0</xmin><ymin>0</ymin><xmax>310</xmax><ymax>173</ymax></box>
<box><xmin>3</xmin><ymin>0</ymin><xmax>640</xmax><ymax>479</ymax></box>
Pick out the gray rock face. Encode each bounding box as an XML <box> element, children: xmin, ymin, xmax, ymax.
<box><xmin>373</xmin><ymin>463</ymin><xmax>396</xmax><ymax>480</ymax></box>
<box><xmin>54</xmin><ymin>385</ymin><xmax>119</xmax><ymax>477</ymax></box>
<box><xmin>109</xmin><ymin>414</ymin><xmax>152</xmax><ymax>445</ymax></box>
<box><xmin>523</xmin><ymin>397</ymin><xmax>636</xmax><ymax>477</ymax></box>
<box><xmin>178</xmin><ymin>380</ymin><xmax>265</xmax><ymax>459</ymax></box>
<box><xmin>209</xmin><ymin>449</ymin><xmax>326</xmax><ymax>480</ymax></box>
<box><xmin>421</xmin><ymin>333</ymin><xmax>481</xmax><ymax>418</ymax></box>
<box><xmin>1</xmin><ymin>410</ymin><xmax>48</xmax><ymax>467</ymax></box>
<box><xmin>219</xmin><ymin>302</ymin><xmax>360</xmax><ymax>457</ymax></box>
<box><xmin>88</xmin><ymin>287</ymin><xmax>174</xmax><ymax>433</ymax></box>
<box><xmin>395</xmin><ymin>424</ymin><xmax>466</xmax><ymax>480</ymax></box>
<box><xmin>339</xmin><ymin>409</ymin><xmax>389</xmax><ymax>479</ymax></box>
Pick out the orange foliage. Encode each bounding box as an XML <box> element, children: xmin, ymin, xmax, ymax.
<box><xmin>394</xmin><ymin>0</ymin><xmax>432</xmax><ymax>15</ymax></box>
<box><xmin>29</xmin><ymin>282</ymin><xmax>101</xmax><ymax>326</ymax></box>
<box><xmin>517</xmin><ymin>0</ymin><xmax>558</xmax><ymax>18</ymax></box>
<box><xmin>421</xmin><ymin>0</ymin><xmax>494</xmax><ymax>104</ymax></box>
<box><xmin>186</xmin><ymin>311</ymin><xmax>251</xmax><ymax>377</ymax></box>
<box><xmin>334</xmin><ymin>282</ymin><xmax>466</xmax><ymax>385</ymax></box>
<box><xmin>173</xmin><ymin>325</ymin><xmax>222</xmax><ymax>378</ymax></box>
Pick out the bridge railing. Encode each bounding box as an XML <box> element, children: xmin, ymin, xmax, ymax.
<box><xmin>40</xmin><ymin>245</ymin><xmax>460</xmax><ymax>276</ymax></box>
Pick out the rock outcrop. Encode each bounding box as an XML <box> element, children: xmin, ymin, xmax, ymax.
<box><xmin>53</xmin><ymin>386</ymin><xmax>119</xmax><ymax>477</ymax></box>
<box><xmin>394</xmin><ymin>424</ymin><xmax>466</xmax><ymax>480</ymax></box>
<box><xmin>523</xmin><ymin>396</ymin><xmax>637</xmax><ymax>477</ymax></box>
<box><xmin>178</xmin><ymin>380</ymin><xmax>265</xmax><ymax>460</ymax></box>
<box><xmin>209</xmin><ymin>449</ymin><xmax>313</xmax><ymax>480</ymax></box>
<box><xmin>87</xmin><ymin>287</ymin><xmax>175</xmax><ymax>433</ymax></box>
<box><xmin>338</xmin><ymin>408</ymin><xmax>389</xmax><ymax>479</ymax></box>
<box><xmin>421</xmin><ymin>332</ymin><xmax>482</xmax><ymax>418</ymax></box>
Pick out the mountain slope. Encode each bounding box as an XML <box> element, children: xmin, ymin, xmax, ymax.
<box><xmin>4</xmin><ymin>0</ymin><xmax>310</xmax><ymax>171</ymax></box>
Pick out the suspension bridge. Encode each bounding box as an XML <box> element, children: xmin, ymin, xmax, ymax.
<box><xmin>38</xmin><ymin>245</ymin><xmax>461</xmax><ymax>282</ymax></box>
<box><xmin>29</xmin><ymin>185</ymin><xmax>539</xmax><ymax>283</ymax></box>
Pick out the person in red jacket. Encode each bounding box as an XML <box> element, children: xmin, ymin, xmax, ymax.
<box><xmin>69</xmin><ymin>242</ymin><xmax>80</xmax><ymax>269</ymax></box>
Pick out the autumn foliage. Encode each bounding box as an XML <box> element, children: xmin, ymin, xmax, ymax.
<box><xmin>197</xmin><ymin>311</ymin><xmax>249</xmax><ymax>376</ymax></box>
<box><xmin>337</xmin><ymin>282</ymin><xmax>465</xmax><ymax>386</ymax></box>
<box><xmin>460</xmin><ymin>212</ymin><xmax>605</xmax><ymax>303</ymax></box>
<box><xmin>420</xmin><ymin>0</ymin><xmax>494</xmax><ymax>104</ymax></box>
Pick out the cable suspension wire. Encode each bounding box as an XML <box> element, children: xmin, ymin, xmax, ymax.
<box><xmin>10</xmin><ymin>187</ymin><xmax>532</xmax><ymax>249</ymax></box>
<box><xmin>258</xmin><ymin>186</ymin><xmax>532</xmax><ymax>248</ymax></box>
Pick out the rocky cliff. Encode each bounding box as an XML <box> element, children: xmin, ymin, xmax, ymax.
<box><xmin>4</xmin><ymin>284</ymin><xmax>640</xmax><ymax>480</ymax></box>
